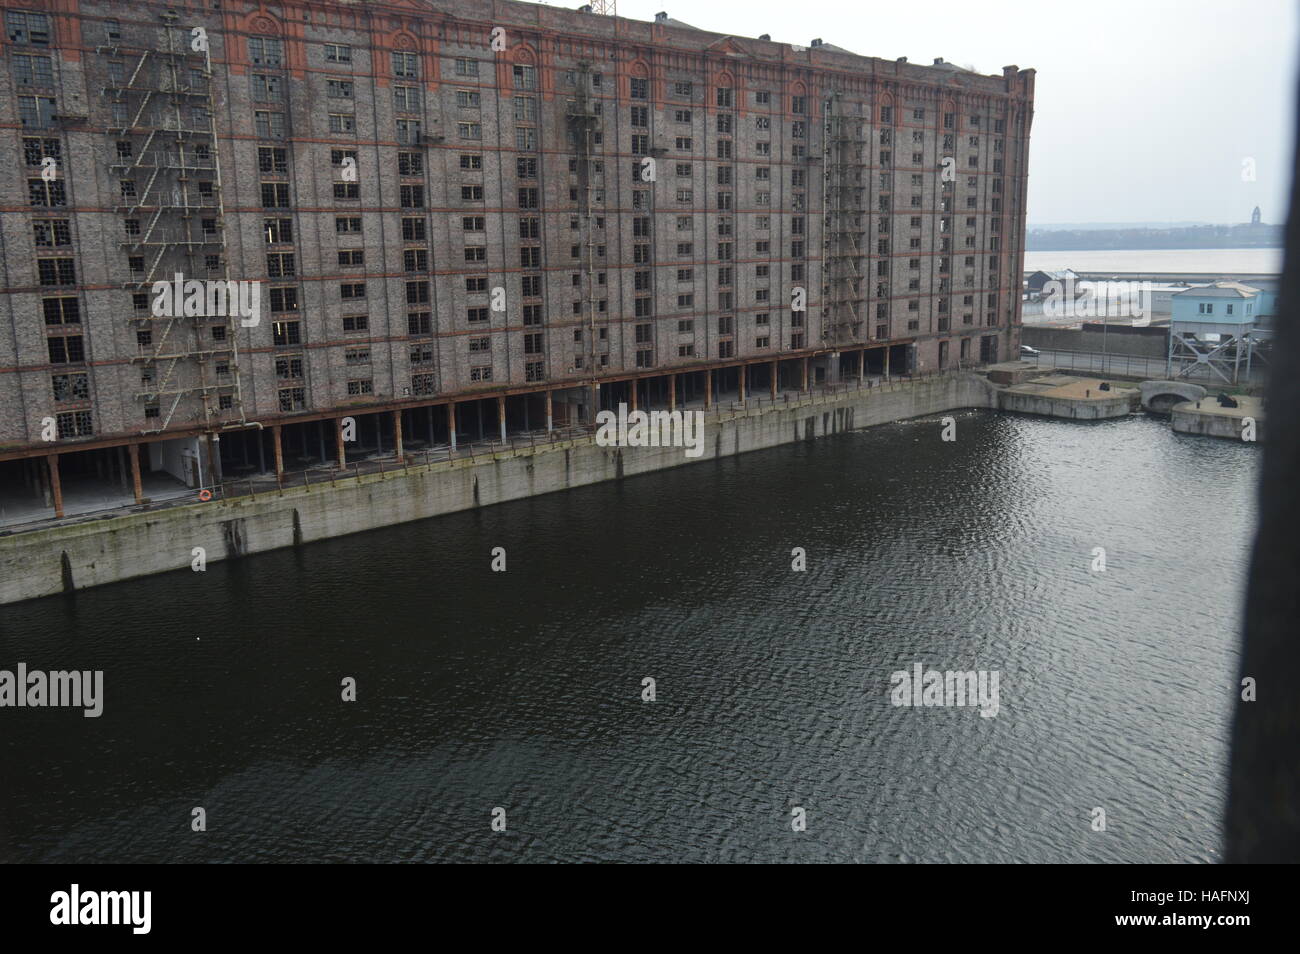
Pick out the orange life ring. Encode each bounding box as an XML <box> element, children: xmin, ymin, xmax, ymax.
<box><xmin>198</xmin><ymin>489</ymin><xmax>213</xmax><ymax>501</ymax></box>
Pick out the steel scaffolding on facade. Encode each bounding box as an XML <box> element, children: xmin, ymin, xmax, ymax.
<box><xmin>821</xmin><ymin>92</ymin><xmax>868</xmax><ymax>351</ymax></box>
<box><xmin>99</xmin><ymin>13</ymin><xmax>243</xmax><ymax>434</ymax></box>
<box><xmin>566</xmin><ymin>69</ymin><xmax>604</xmax><ymax>418</ymax></box>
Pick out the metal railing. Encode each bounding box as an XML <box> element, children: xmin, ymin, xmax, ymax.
<box><xmin>1029</xmin><ymin>348</ymin><xmax>1267</xmax><ymax>384</ymax></box>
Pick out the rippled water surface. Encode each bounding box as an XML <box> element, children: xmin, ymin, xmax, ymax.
<box><xmin>0</xmin><ymin>411</ymin><xmax>1256</xmax><ymax>862</ymax></box>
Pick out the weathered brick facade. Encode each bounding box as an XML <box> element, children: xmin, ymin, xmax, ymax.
<box><xmin>0</xmin><ymin>0</ymin><xmax>1033</xmax><ymax>461</ymax></box>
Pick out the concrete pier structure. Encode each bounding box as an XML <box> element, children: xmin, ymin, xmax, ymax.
<box><xmin>997</xmin><ymin>374</ymin><xmax>1140</xmax><ymax>420</ymax></box>
<box><xmin>1171</xmin><ymin>395</ymin><xmax>1265</xmax><ymax>442</ymax></box>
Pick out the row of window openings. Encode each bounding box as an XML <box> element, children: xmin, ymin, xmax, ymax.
<box><xmin>32</xmin><ymin>137</ymin><xmax>212</xmax><ymax>170</ymax></box>
<box><xmin>268</xmin><ymin>369</ymin><xmax>528</xmax><ymax>398</ymax></box>
<box><xmin>34</xmin><ymin>239</ymin><xmax>1000</xmax><ymax>292</ymax></box>
<box><xmin>244</xmin><ymin>46</ymin><xmax>946</xmax><ymax>128</ymax></box>
<box><xmin>261</xmin><ymin>301</ymin><xmax>937</xmax><ymax>344</ymax></box>
<box><xmin>467</xmin><ymin>126</ymin><xmax>992</xmax><ymax>158</ymax></box>
<box><xmin>8</xmin><ymin>20</ymin><xmax>1015</xmax><ymax>134</ymax></box>
<box><xmin>250</xmin><ymin>37</ymin><xmax>420</xmax><ymax>77</ymax></box>
<box><xmin>262</xmin><ymin>194</ymin><xmax>1001</xmax><ymax>231</ymax></box>
<box><xmin>50</xmin><ymin>317</ymin><xmax>853</xmax><ymax>373</ymax></box>
<box><xmin>56</xmin><ymin>309</ymin><xmax>980</xmax><ymax>394</ymax></box>
<box><xmin>264</xmin><ymin>146</ymin><xmax>419</xmax><ymax>179</ymax></box>
<box><xmin>314</xmin><ymin>187</ymin><xmax>1003</xmax><ymax>231</ymax></box>
<box><xmin>42</xmin><ymin>215</ymin><xmax>225</xmax><ymax>242</ymax></box>
<box><xmin>282</xmin><ymin>371</ymin><xmax>557</xmax><ymax>407</ymax></box>
<box><xmin>33</xmin><ymin>224</ymin><xmax>999</xmax><ymax>293</ymax></box>
<box><xmin>1196</xmin><ymin>302</ymin><xmax>1251</xmax><ymax>315</ymax></box>
<box><xmin>234</xmin><ymin>34</ymin><xmax>1013</xmax><ymax>134</ymax></box>
<box><xmin>254</xmin><ymin>145</ymin><xmax>1005</xmax><ymax>202</ymax></box>
<box><xmin>96</xmin><ymin>269</ymin><xmax>1001</xmax><ymax>342</ymax></box>
<box><xmin>247</xmin><ymin>105</ymin><xmax>1009</xmax><ymax>152</ymax></box>
<box><xmin>258</xmin><ymin>141</ymin><xmax>1008</xmax><ymax>200</ymax></box>
<box><xmin>101</xmin><ymin>246</ymin><xmax>998</xmax><ymax>295</ymax></box>
<box><xmin>253</xmin><ymin>111</ymin><xmax>422</xmax><ymax>143</ymax></box>
<box><xmin>261</xmin><ymin>317</ymin><xmax>993</xmax><ymax>395</ymax></box>
<box><xmin>112</xmin><ymin>254</ymin><xmax>997</xmax><ymax>305</ymax></box>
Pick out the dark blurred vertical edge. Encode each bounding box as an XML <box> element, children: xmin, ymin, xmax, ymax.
<box><xmin>1226</xmin><ymin>46</ymin><xmax>1300</xmax><ymax>863</ymax></box>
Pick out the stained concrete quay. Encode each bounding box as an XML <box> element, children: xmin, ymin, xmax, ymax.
<box><xmin>994</xmin><ymin>366</ymin><xmax>1141</xmax><ymax>420</ymax></box>
<box><xmin>1</xmin><ymin>364</ymin><xmax>1264</xmax><ymax>605</ymax></box>
<box><xmin>1171</xmin><ymin>394</ymin><xmax>1265</xmax><ymax>441</ymax></box>
<box><xmin>0</xmin><ymin>372</ymin><xmax>996</xmax><ymax>604</ymax></box>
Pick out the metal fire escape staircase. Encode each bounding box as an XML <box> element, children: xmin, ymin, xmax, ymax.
<box><xmin>99</xmin><ymin>14</ymin><xmax>243</xmax><ymax>434</ymax></box>
<box><xmin>821</xmin><ymin>93</ymin><xmax>868</xmax><ymax>350</ymax></box>
<box><xmin>566</xmin><ymin>70</ymin><xmax>602</xmax><ymax>418</ymax></box>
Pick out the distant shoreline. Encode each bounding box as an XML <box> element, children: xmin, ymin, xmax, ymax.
<box><xmin>1028</xmin><ymin>225</ymin><xmax>1282</xmax><ymax>252</ymax></box>
<box><xmin>1023</xmin><ymin>248</ymin><xmax>1283</xmax><ymax>275</ymax></box>
<box><xmin>1029</xmin><ymin>241</ymin><xmax>1282</xmax><ymax>251</ymax></box>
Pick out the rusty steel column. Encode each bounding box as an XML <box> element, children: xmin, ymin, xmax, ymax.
<box><xmin>884</xmin><ymin>347</ymin><xmax>891</xmax><ymax>380</ymax></box>
<box><xmin>130</xmin><ymin>442</ymin><xmax>143</xmax><ymax>504</ymax></box>
<box><xmin>770</xmin><ymin>360</ymin><xmax>778</xmax><ymax>398</ymax></box>
<box><xmin>47</xmin><ymin>453</ymin><xmax>64</xmax><ymax>519</ymax></box>
<box><xmin>392</xmin><ymin>410</ymin><xmax>403</xmax><ymax>460</ymax></box>
<box><xmin>858</xmin><ymin>348</ymin><xmax>865</xmax><ymax>384</ymax></box>
<box><xmin>669</xmin><ymin>374</ymin><xmax>676</xmax><ymax>412</ymax></box>
<box><xmin>801</xmin><ymin>357</ymin><xmax>810</xmax><ymax>391</ymax></box>
<box><xmin>738</xmin><ymin>364</ymin><xmax>747</xmax><ymax>404</ymax></box>
<box><xmin>336</xmin><ymin>419</ymin><xmax>346</xmax><ymax>469</ymax></box>
<box><xmin>545</xmin><ymin>390</ymin><xmax>553</xmax><ymax>431</ymax></box>
<box><xmin>496</xmin><ymin>395</ymin><xmax>506</xmax><ymax>443</ymax></box>
<box><xmin>205</xmin><ymin>434</ymin><xmax>220</xmax><ymax>488</ymax></box>
<box><xmin>629</xmin><ymin>379</ymin><xmax>637</xmax><ymax>412</ymax></box>
<box><xmin>705</xmin><ymin>369</ymin><xmax>712</xmax><ymax>408</ymax></box>
<box><xmin>447</xmin><ymin>402</ymin><xmax>457</xmax><ymax>452</ymax></box>
<box><xmin>272</xmin><ymin>425</ymin><xmax>284</xmax><ymax>480</ymax></box>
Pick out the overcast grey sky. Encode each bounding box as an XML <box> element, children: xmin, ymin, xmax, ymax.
<box><xmin>608</xmin><ymin>0</ymin><xmax>1298</xmax><ymax>225</ymax></box>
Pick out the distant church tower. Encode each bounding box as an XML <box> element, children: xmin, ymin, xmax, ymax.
<box><xmin>1251</xmin><ymin>206</ymin><xmax>1261</xmax><ymax>225</ymax></box>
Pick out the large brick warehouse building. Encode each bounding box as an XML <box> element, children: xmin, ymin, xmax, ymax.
<box><xmin>0</xmin><ymin>0</ymin><xmax>1033</xmax><ymax>520</ymax></box>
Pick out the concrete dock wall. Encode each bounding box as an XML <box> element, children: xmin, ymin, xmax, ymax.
<box><xmin>1171</xmin><ymin>404</ymin><xmax>1265</xmax><ymax>442</ymax></box>
<box><xmin>997</xmin><ymin>389</ymin><xmax>1137</xmax><ymax>420</ymax></box>
<box><xmin>0</xmin><ymin>373</ymin><xmax>997</xmax><ymax>605</ymax></box>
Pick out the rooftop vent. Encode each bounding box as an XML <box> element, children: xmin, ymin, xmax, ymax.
<box><xmin>897</xmin><ymin>56</ymin><xmax>907</xmax><ymax>64</ymax></box>
<box><xmin>811</xmin><ymin>38</ymin><xmax>823</xmax><ymax>47</ymax></box>
<box><xmin>655</xmin><ymin>11</ymin><xmax>668</xmax><ymax>22</ymax></box>
<box><xmin>934</xmin><ymin>57</ymin><xmax>945</xmax><ymax>65</ymax></box>
<box><xmin>759</xmin><ymin>33</ymin><xmax>770</xmax><ymax>40</ymax></box>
